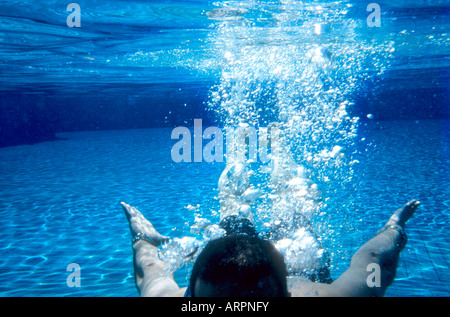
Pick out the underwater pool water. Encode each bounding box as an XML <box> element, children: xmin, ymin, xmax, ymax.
<box><xmin>0</xmin><ymin>119</ymin><xmax>448</xmax><ymax>297</ymax></box>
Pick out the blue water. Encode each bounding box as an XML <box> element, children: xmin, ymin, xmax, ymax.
<box><xmin>0</xmin><ymin>0</ymin><xmax>449</xmax><ymax>297</ymax></box>
<box><xmin>0</xmin><ymin>128</ymin><xmax>222</xmax><ymax>296</ymax></box>
<box><xmin>0</xmin><ymin>120</ymin><xmax>448</xmax><ymax>297</ymax></box>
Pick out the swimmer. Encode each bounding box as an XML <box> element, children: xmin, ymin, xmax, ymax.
<box><xmin>122</xmin><ymin>199</ymin><xmax>420</xmax><ymax>297</ymax></box>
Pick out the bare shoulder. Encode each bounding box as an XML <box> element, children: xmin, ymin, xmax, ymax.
<box><xmin>288</xmin><ymin>277</ymin><xmax>343</xmax><ymax>297</ymax></box>
<box><xmin>140</xmin><ymin>284</ymin><xmax>187</xmax><ymax>297</ymax></box>
<box><xmin>171</xmin><ymin>287</ymin><xmax>188</xmax><ymax>297</ymax></box>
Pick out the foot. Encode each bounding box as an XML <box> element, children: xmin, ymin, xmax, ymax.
<box><xmin>385</xmin><ymin>199</ymin><xmax>421</xmax><ymax>228</ymax></box>
<box><xmin>121</xmin><ymin>202</ymin><xmax>170</xmax><ymax>246</ymax></box>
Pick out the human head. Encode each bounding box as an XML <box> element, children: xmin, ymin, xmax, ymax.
<box><xmin>188</xmin><ymin>234</ymin><xmax>289</xmax><ymax>297</ymax></box>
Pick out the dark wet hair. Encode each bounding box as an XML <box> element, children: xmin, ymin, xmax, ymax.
<box><xmin>189</xmin><ymin>235</ymin><xmax>289</xmax><ymax>297</ymax></box>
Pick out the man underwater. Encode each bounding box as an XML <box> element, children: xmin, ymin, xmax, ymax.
<box><xmin>122</xmin><ymin>199</ymin><xmax>420</xmax><ymax>297</ymax></box>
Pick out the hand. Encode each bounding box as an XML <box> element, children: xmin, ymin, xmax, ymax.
<box><xmin>121</xmin><ymin>202</ymin><xmax>170</xmax><ymax>247</ymax></box>
<box><xmin>386</xmin><ymin>199</ymin><xmax>421</xmax><ymax>228</ymax></box>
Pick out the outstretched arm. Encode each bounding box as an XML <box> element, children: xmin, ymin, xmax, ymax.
<box><xmin>291</xmin><ymin>200</ymin><xmax>420</xmax><ymax>297</ymax></box>
<box><xmin>122</xmin><ymin>202</ymin><xmax>186</xmax><ymax>297</ymax></box>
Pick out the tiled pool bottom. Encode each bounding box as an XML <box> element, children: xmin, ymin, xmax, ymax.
<box><xmin>0</xmin><ymin>120</ymin><xmax>448</xmax><ymax>297</ymax></box>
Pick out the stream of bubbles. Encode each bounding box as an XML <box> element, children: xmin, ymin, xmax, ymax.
<box><xmin>160</xmin><ymin>0</ymin><xmax>394</xmax><ymax>280</ymax></box>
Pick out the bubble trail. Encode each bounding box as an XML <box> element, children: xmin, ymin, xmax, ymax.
<box><xmin>162</xmin><ymin>0</ymin><xmax>394</xmax><ymax>278</ymax></box>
